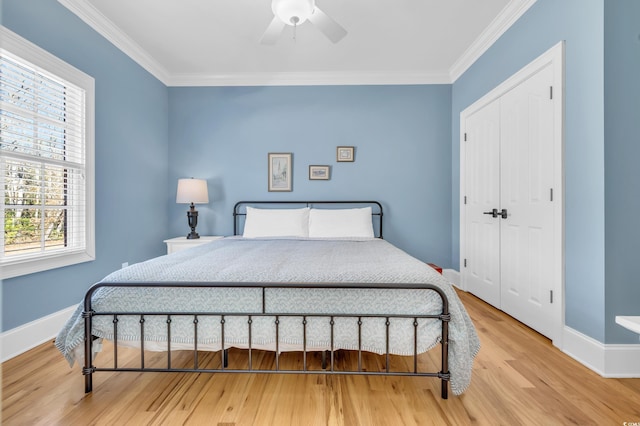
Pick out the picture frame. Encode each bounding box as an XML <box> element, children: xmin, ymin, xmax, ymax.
<box><xmin>336</xmin><ymin>146</ymin><xmax>355</xmax><ymax>162</ymax></box>
<box><xmin>309</xmin><ymin>165</ymin><xmax>330</xmax><ymax>180</ymax></box>
<box><xmin>268</xmin><ymin>153</ymin><xmax>292</xmax><ymax>192</ymax></box>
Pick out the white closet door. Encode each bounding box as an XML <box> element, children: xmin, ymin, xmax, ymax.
<box><xmin>463</xmin><ymin>100</ymin><xmax>501</xmax><ymax>308</ymax></box>
<box><xmin>499</xmin><ymin>64</ymin><xmax>555</xmax><ymax>337</ymax></box>
<box><xmin>461</xmin><ymin>42</ymin><xmax>563</xmax><ymax>343</ymax></box>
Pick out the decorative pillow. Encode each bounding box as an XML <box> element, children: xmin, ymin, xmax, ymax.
<box><xmin>308</xmin><ymin>207</ymin><xmax>375</xmax><ymax>238</ymax></box>
<box><xmin>242</xmin><ymin>207</ymin><xmax>310</xmax><ymax>238</ymax></box>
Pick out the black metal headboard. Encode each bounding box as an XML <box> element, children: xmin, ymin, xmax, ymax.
<box><xmin>233</xmin><ymin>201</ymin><xmax>384</xmax><ymax>238</ymax></box>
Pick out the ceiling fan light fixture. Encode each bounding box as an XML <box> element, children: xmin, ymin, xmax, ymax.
<box><xmin>272</xmin><ymin>0</ymin><xmax>315</xmax><ymax>26</ymax></box>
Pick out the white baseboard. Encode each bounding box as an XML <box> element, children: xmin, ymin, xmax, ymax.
<box><xmin>448</xmin><ymin>268</ymin><xmax>639</xmax><ymax>377</ymax></box>
<box><xmin>1</xmin><ymin>305</ymin><xmax>77</xmax><ymax>362</ymax></box>
<box><xmin>443</xmin><ymin>268</ymin><xmax>460</xmax><ymax>288</ymax></box>
<box><xmin>603</xmin><ymin>344</ymin><xmax>640</xmax><ymax>377</ymax></box>
<box><xmin>562</xmin><ymin>326</ymin><xmax>640</xmax><ymax>377</ymax></box>
<box><xmin>562</xmin><ymin>326</ymin><xmax>607</xmax><ymax>374</ymax></box>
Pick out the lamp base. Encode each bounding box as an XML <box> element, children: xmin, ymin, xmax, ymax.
<box><xmin>186</xmin><ymin>205</ymin><xmax>200</xmax><ymax>239</ymax></box>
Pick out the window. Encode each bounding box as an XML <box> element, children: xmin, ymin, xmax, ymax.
<box><xmin>1</xmin><ymin>27</ymin><xmax>94</xmax><ymax>279</ymax></box>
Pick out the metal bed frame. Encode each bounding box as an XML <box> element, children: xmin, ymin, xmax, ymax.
<box><xmin>82</xmin><ymin>201</ymin><xmax>452</xmax><ymax>399</ymax></box>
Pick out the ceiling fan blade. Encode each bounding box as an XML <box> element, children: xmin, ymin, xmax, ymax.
<box><xmin>308</xmin><ymin>6</ymin><xmax>347</xmax><ymax>43</ymax></box>
<box><xmin>260</xmin><ymin>17</ymin><xmax>286</xmax><ymax>45</ymax></box>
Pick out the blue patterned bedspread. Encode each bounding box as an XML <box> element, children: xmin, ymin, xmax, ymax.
<box><xmin>55</xmin><ymin>238</ymin><xmax>479</xmax><ymax>394</ymax></box>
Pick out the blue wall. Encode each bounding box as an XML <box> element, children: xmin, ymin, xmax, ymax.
<box><xmin>453</xmin><ymin>0</ymin><xmax>640</xmax><ymax>344</ymax></box>
<box><xmin>603</xmin><ymin>0</ymin><xmax>640</xmax><ymax>343</ymax></box>
<box><xmin>2</xmin><ymin>0</ymin><xmax>638</xmax><ymax>347</ymax></box>
<box><xmin>168</xmin><ymin>85</ymin><xmax>453</xmax><ymax>265</ymax></box>
<box><xmin>1</xmin><ymin>0</ymin><xmax>170</xmax><ymax>330</ymax></box>
<box><xmin>452</xmin><ymin>0</ymin><xmax>607</xmax><ymax>341</ymax></box>
<box><xmin>1</xmin><ymin>1</ymin><xmax>454</xmax><ymax>332</ymax></box>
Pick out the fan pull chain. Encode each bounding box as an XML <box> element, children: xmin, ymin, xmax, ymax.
<box><xmin>291</xmin><ymin>16</ymin><xmax>300</xmax><ymax>42</ymax></box>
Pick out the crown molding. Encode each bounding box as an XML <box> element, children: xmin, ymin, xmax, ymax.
<box><xmin>55</xmin><ymin>0</ymin><xmax>450</xmax><ymax>86</ymax></box>
<box><xmin>448</xmin><ymin>0</ymin><xmax>538</xmax><ymax>82</ymax></box>
<box><xmin>58</xmin><ymin>0</ymin><xmax>534</xmax><ymax>87</ymax></box>
<box><xmin>57</xmin><ymin>0</ymin><xmax>172</xmax><ymax>85</ymax></box>
<box><xmin>168</xmin><ymin>70</ymin><xmax>452</xmax><ymax>87</ymax></box>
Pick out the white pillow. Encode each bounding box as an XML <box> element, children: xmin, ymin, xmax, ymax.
<box><xmin>242</xmin><ymin>207</ymin><xmax>310</xmax><ymax>238</ymax></box>
<box><xmin>308</xmin><ymin>207</ymin><xmax>375</xmax><ymax>238</ymax></box>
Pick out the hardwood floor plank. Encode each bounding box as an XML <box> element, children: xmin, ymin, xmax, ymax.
<box><xmin>3</xmin><ymin>289</ymin><xmax>640</xmax><ymax>425</ymax></box>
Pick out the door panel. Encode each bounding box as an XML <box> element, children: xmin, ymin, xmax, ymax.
<box><xmin>499</xmin><ymin>64</ymin><xmax>555</xmax><ymax>337</ymax></box>
<box><xmin>463</xmin><ymin>101</ymin><xmax>501</xmax><ymax>308</ymax></box>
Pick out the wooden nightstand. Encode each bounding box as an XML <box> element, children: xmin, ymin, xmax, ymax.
<box><xmin>164</xmin><ymin>236</ymin><xmax>223</xmax><ymax>254</ymax></box>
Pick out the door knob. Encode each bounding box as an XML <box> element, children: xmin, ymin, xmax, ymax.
<box><xmin>483</xmin><ymin>209</ymin><xmax>498</xmax><ymax>218</ymax></box>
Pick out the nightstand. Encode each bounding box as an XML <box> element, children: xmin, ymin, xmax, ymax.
<box><xmin>164</xmin><ymin>236</ymin><xmax>223</xmax><ymax>254</ymax></box>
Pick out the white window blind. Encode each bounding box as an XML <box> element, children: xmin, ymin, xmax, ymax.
<box><xmin>1</xmin><ymin>27</ymin><xmax>94</xmax><ymax>279</ymax></box>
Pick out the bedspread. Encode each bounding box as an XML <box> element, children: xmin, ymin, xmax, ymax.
<box><xmin>56</xmin><ymin>238</ymin><xmax>480</xmax><ymax>394</ymax></box>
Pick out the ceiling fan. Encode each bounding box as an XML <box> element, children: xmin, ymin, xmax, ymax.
<box><xmin>260</xmin><ymin>0</ymin><xmax>347</xmax><ymax>44</ymax></box>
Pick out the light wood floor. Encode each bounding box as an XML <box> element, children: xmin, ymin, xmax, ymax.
<box><xmin>2</xmin><ymin>290</ymin><xmax>640</xmax><ymax>425</ymax></box>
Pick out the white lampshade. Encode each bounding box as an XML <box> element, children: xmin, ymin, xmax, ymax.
<box><xmin>272</xmin><ymin>0</ymin><xmax>315</xmax><ymax>26</ymax></box>
<box><xmin>176</xmin><ymin>178</ymin><xmax>209</xmax><ymax>204</ymax></box>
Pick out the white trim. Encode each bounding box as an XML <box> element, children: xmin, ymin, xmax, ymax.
<box><xmin>56</xmin><ymin>0</ymin><xmax>171</xmax><ymax>85</ymax></box>
<box><xmin>57</xmin><ymin>0</ymin><xmax>534</xmax><ymax>87</ymax></box>
<box><xmin>0</xmin><ymin>25</ymin><xmax>92</xmax><ymax>85</ymax></box>
<box><xmin>0</xmin><ymin>26</ymin><xmax>96</xmax><ymax>280</ymax></box>
<box><xmin>459</xmin><ymin>41</ymin><xmax>564</xmax><ymax>117</ymax></box>
<box><xmin>562</xmin><ymin>325</ymin><xmax>606</xmax><ymax>374</ymax></box>
<box><xmin>459</xmin><ymin>41</ymin><xmax>565</xmax><ymax>346</ymax></box>
<box><xmin>449</xmin><ymin>0</ymin><xmax>538</xmax><ymax>82</ymax></box>
<box><xmin>615</xmin><ymin>316</ymin><xmax>640</xmax><ymax>335</ymax></box>
<box><xmin>562</xmin><ymin>326</ymin><xmax>640</xmax><ymax>377</ymax></box>
<box><xmin>604</xmin><ymin>345</ymin><xmax>640</xmax><ymax>377</ymax></box>
<box><xmin>443</xmin><ymin>268</ymin><xmax>461</xmax><ymax>289</ymax></box>
<box><xmin>167</xmin><ymin>71</ymin><xmax>452</xmax><ymax>87</ymax></box>
<box><xmin>1</xmin><ymin>305</ymin><xmax>77</xmax><ymax>362</ymax></box>
<box><xmin>2</xmin><ymin>252</ymin><xmax>95</xmax><ymax>280</ymax></box>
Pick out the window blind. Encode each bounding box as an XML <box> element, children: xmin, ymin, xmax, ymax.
<box><xmin>1</xmin><ymin>51</ymin><xmax>87</xmax><ymax>261</ymax></box>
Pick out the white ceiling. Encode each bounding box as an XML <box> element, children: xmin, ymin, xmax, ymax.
<box><xmin>58</xmin><ymin>0</ymin><xmax>536</xmax><ymax>86</ymax></box>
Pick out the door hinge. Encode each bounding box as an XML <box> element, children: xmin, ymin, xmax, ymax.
<box><xmin>464</xmin><ymin>259</ymin><xmax>467</xmax><ymax>268</ymax></box>
<box><xmin>464</xmin><ymin>195</ymin><xmax>467</xmax><ymax>205</ymax></box>
<box><xmin>550</xmin><ymin>290</ymin><xmax>553</xmax><ymax>304</ymax></box>
<box><xmin>550</xmin><ymin>188</ymin><xmax>553</xmax><ymax>201</ymax></box>
<box><xmin>464</xmin><ymin>132</ymin><xmax>467</xmax><ymax>141</ymax></box>
<box><xmin>550</xmin><ymin>86</ymin><xmax>553</xmax><ymax>100</ymax></box>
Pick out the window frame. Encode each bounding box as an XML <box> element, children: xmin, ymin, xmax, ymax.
<box><xmin>1</xmin><ymin>26</ymin><xmax>95</xmax><ymax>279</ymax></box>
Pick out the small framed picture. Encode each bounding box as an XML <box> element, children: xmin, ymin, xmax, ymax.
<box><xmin>337</xmin><ymin>146</ymin><xmax>355</xmax><ymax>162</ymax></box>
<box><xmin>309</xmin><ymin>165</ymin><xmax>330</xmax><ymax>180</ymax></box>
<box><xmin>268</xmin><ymin>153</ymin><xmax>292</xmax><ymax>192</ymax></box>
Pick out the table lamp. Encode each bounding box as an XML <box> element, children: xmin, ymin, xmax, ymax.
<box><xmin>176</xmin><ymin>178</ymin><xmax>209</xmax><ymax>239</ymax></box>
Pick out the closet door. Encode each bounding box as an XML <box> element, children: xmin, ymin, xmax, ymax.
<box><xmin>463</xmin><ymin>100</ymin><xmax>501</xmax><ymax>308</ymax></box>
<box><xmin>499</xmin><ymin>64</ymin><xmax>555</xmax><ymax>337</ymax></box>
<box><xmin>462</xmin><ymin>63</ymin><xmax>558</xmax><ymax>339</ymax></box>
<box><xmin>461</xmin><ymin>42</ymin><xmax>563</xmax><ymax>342</ymax></box>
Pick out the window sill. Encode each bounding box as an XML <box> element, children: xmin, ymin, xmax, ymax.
<box><xmin>1</xmin><ymin>251</ymin><xmax>95</xmax><ymax>279</ymax></box>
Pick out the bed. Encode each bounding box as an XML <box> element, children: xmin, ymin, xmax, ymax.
<box><xmin>56</xmin><ymin>201</ymin><xmax>480</xmax><ymax>399</ymax></box>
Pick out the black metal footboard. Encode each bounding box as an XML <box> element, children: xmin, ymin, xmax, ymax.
<box><xmin>82</xmin><ymin>281</ymin><xmax>451</xmax><ymax>399</ymax></box>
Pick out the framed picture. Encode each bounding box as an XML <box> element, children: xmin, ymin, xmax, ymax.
<box><xmin>268</xmin><ymin>153</ymin><xmax>292</xmax><ymax>192</ymax></box>
<box><xmin>337</xmin><ymin>146</ymin><xmax>355</xmax><ymax>162</ymax></box>
<box><xmin>309</xmin><ymin>165</ymin><xmax>330</xmax><ymax>180</ymax></box>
